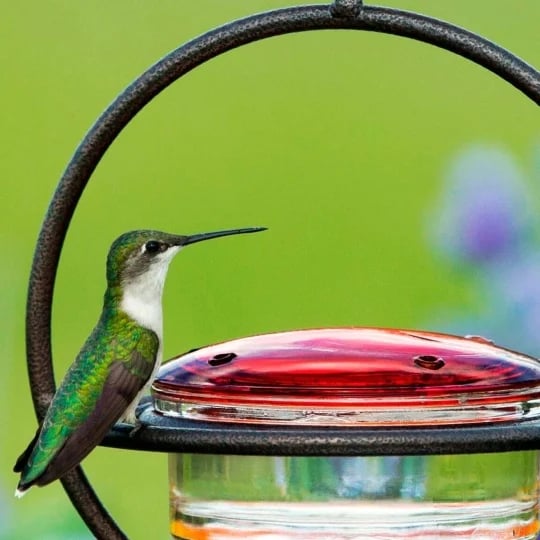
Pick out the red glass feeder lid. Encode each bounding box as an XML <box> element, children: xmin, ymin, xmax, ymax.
<box><xmin>152</xmin><ymin>328</ymin><xmax>540</xmax><ymax>426</ymax></box>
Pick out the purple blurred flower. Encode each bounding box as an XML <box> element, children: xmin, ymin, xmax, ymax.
<box><xmin>427</xmin><ymin>143</ymin><xmax>540</xmax><ymax>356</ymax></box>
<box><xmin>430</xmin><ymin>146</ymin><xmax>534</xmax><ymax>264</ymax></box>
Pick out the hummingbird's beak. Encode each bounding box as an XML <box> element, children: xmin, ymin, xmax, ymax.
<box><xmin>179</xmin><ymin>227</ymin><xmax>267</xmax><ymax>246</ymax></box>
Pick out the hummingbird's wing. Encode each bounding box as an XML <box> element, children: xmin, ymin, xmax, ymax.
<box><xmin>26</xmin><ymin>347</ymin><xmax>157</xmax><ymax>488</ymax></box>
<box><xmin>35</xmin><ymin>351</ymin><xmax>154</xmax><ymax>487</ymax></box>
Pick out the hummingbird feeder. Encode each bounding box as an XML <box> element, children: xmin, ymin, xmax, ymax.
<box><xmin>148</xmin><ymin>328</ymin><xmax>540</xmax><ymax>539</ymax></box>
<box><xmin>24</xmin><ymin>1</ymin><xmax>540</xmax><ymax>539</ymax></box>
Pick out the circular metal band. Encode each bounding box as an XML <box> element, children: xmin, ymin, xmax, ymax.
<box><xmin>25</xmin><ymin>2</ymin><xmax>540</xmax><ymax>538</ymax></box>
<box><xmin>102</xmin><ymin>400</ymin><xmax>540</xmax><ymax>457</ymax></box>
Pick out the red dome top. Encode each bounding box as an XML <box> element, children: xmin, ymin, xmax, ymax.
<box><xmin>152</xmin><ymin>328</ymin><xmax>540</xmax><ymax>426</ymax></box>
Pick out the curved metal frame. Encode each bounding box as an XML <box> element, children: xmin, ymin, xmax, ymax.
<box><xmin>24</xmin><ymin>1</ymin><xmax>540</xmax><ymax>538</ymax></box>
<box><xmin>102</xmin><ymin>400</ymin><xmax>540</xmax><ymax>456</ymax></box>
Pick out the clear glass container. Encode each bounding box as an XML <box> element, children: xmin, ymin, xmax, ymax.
<box><xmin>153</xmin><ymin>328</ymin><xmax>540</xmax><ymax>539</ymax></box>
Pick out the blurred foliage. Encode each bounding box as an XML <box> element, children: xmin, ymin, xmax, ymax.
<box><xmin>426</xmin><ymin>451</ymin><xmax>538</xmax><ymax>502</ymax></box>
<box><xmin>2</xmin><ymin>1</ymin><xmax>538</xmax><ymax>538</ymax></box>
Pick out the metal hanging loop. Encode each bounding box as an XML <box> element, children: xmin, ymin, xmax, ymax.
<box><xmin>330</xmin><ymin>0</ymin><xmax>363</xmax><ymax>18</ymax></box>
<box><xmin>24</xmin><ymin>2</ymin><xmax>539</xmax><ymax>539</ymax></box>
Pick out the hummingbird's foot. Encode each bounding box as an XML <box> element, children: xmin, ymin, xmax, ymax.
<box><xmin>129</xmin><ymin>420</ymin><xmax>145</xmax><ymax>438</ymax></box>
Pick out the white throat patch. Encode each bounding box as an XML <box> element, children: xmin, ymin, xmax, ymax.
<box><xmin>120</xmin><ymin>246</ymin><xmax>181</xmax><ymax>339</ymax></box>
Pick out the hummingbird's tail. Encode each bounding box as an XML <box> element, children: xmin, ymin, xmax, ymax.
<box><xmin>13</xmin><ymin>428</ymin><xmax>40</xmax><ymax>473</ymax></box>
<box><xmin>13</xmin><ymin>427</ymin><xmax>41</xmax><ymax>498</ymax></box>
<box><xmin>14</xmin><ymin>485</ymin><xmax>29</xmax><ymax>498</ymax></box>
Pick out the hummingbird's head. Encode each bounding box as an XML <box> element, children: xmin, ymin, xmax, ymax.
<box><xmin>106</xmin><ymin>227</ymin><xmax>266</xmax><ymax>289</ymax></box>
<box><xmin>106</xmin><ymin>227</ymin><xmax>265</xmax><ymax>335</ymax></box>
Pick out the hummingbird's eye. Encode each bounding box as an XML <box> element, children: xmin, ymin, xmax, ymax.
<box><xmin>145</xmin><ymin>241</ymin><xmax>161</xmax><ymax>254</ymax></box>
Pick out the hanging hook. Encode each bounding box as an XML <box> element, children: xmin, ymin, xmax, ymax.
<box><xmin>331</xmin><ymin>0</ymin><xmax>363</xmax><ymax>18</ymax></box>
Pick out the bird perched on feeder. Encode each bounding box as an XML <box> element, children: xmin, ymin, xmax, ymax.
<box><xmin>14</xmin><ymin>227</ymin><xmax>266</xmax><ymax>497</ymax></box>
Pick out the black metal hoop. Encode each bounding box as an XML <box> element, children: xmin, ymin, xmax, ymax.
<box><xmin>102</xmin><ymin>399</ymin><xmax>540</xmax><ymax>457</ymax></box>
<box><xmin>25</xmin><ymin>2</ymin><xmax>540</xmax><ymax>538</ymax></box>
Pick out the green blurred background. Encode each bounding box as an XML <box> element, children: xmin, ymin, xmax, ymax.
<box><xmin>2</xmin><ymin>1</ymin><xmax>539</xmax><ymax>538</ymax></box>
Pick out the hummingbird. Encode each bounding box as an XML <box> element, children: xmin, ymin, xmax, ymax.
<box><xmin>14</xmin><ymin>226</ymin><xmax>265</xmax><ymax>497</ymax></box>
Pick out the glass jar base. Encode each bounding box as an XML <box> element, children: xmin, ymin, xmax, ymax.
<box><xmin>171</xmin><ymin>499</ymin><xmax>539</xmax><ymax>540</ymax></box>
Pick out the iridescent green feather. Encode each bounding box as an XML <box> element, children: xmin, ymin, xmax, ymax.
<box><xmin>19</xmin><ymin>306</ymin><xmax>158</xmax><ymax>487</ymax></box>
